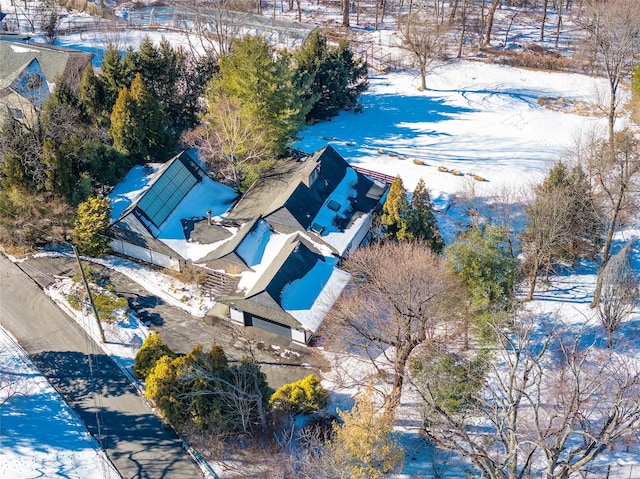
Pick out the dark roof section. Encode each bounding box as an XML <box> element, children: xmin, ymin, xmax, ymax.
<box><xmin>0</xmin><ymin>40</ymin><xmax>93</xmax><ymax>91</ymax></box>
<box><xmin>217</xmin><ymin>234</ymin><xmax>325</xmax><ymax>330</ymax></box>
<box><xmin>246</xmin><ymin>234</ymin><xmax>322</xmax><ymax>300</ymax></box>
<box><xmin>108</xmin><ymin>223</ymin><xmax>185</xmax><ymax>260</ymax></box>
<box><xmin>194</xmin><ymin>217</ymin><xmax>261</xmax><ymax>269</ymax></box>
<box><xmin>216</xmin><ymin>296</ymin><xmax>301</xmax><ymax>329</ymax></box>
<box><xmin>227</xmin><ymin>145</ymin><xmax>351</xmax><ymax>234</ymax></box>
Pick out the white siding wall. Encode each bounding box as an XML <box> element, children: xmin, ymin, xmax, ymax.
<box><xmin>110</xmin><ymin>239</ymin><xmax>180</xmax><ymax>271</ymax></box>
<box><xmin>229</xmin><ymin>307</ymin><xmax>245</xmax><ymax>324</ymax></box>
<box><xmin>291</xmin><ymin>328</ymin><xmax>309</xmax><ymax>344</ymax></box>
<box><xmin>345</xmin><ymin>214</ymin><xmax>373</xmax><ymax>257</ymax></box>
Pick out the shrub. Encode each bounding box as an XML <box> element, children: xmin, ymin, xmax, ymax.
<box><xmin>145</xmin><ymin>355</ymin><xmax>188</xmax><ymax>425</ymax></box>
<box><xmin>134</xmin><ymin>332</ymin><xmax>176</xmax><ymax>380</ymax></box>
<box><xmin>165</xmin><ymin>264</ymin><xmax>209</xmax><ymax>287</ymax></box>
<box><xmin>73</xmin><ymin>195</ymin><xmax>111</xmax><ymax>257</ymax></box>
<box><xmin>93</xmin><ymin>292</ymin><xmax>129</xmax><ymax>322</ymax></box>
<box><xmin>269</xmin><ymin>375</ymin><xmax>329</xmax><ymax>414</ymax></box>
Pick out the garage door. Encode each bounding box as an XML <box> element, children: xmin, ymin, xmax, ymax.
<box><xmin>246</xmin><ymin>314</ymin><xmax>292</xmax><ymax>340</ymax></box>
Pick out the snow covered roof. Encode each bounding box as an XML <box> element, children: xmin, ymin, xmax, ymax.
<box><xmin>108</xmin><ymin>150</ymin><xmax>239</xmax><ymax>262</ymax></box>
<box><xmin>217</xmin><ymin>232</ymin><xmax>350</xmax><ymax>333</ymax></box>
<box><xmin>108</xmin><ymin>146</ymin><xmax>385</xmax><ymax>336</ymax></box>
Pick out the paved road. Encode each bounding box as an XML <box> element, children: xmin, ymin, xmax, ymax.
<box><xmin>0</xmin><ymin>254</ymin><xmax>203</xmax><ymax>479</ymax></box>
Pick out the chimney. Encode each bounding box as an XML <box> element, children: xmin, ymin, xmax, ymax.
<box><xmin>207</xmin><ymin>210</ymin><xmax>212</xmax><ymax>225</ymax></box>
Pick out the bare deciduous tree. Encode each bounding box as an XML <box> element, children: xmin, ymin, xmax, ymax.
<box><xmin>583</xmin><ymin>0</ymin><xmax>640</xmax><ymax>151</ymax></box>
<box><xmin>37</xmin><ymin>0</ymin><xmax>62</xmax><ymax>45</ymax></box>
<box><xmin>0</xmin><ymin>359</ymin><xmax>23</xmax><ymax>410</ymax></box>
<box><xmin>482</xmin><ymin>0</ymin><xmax>502</xmax><ymax>46</ymax></box>
<box><xmin>415</xmin><ymin>313</ymin><xmax>640</xmax><ymax>479</ymax></box>
<box><xmin>520</xmin><ymin>188</ymin><xmax>574</xmax><ymax>301</ymax></box>
<box><xmin>185</xmin><ymin>2</ymin><xmax>246</xmax><ymax>61</ymax></box>
<box><xmin>188</xmin><ymin>93</ymin><xmax>276</xmax><ymax>190</ymax></box>
<box><xmin>181</xmin><ymin>356</ymin><xmax>269</xmax><ymax>434</ymax></box>
<box><xmin>399</xmin><ymin>9</ymin><xmax>448</xmax><ymax>90</ymax></box>
<box><xmin>327</xmin><ymin>241</ymin><xmax>465</xmax><ymax>415</ymax></box>
<box><xmin>579</xmin><ymin>128</ymin><xmax>640</xmax><ymax>306</ymax></box>
<box><xmin>597</xmin><ymin>241</ymin><xmax>639</xmax><ymax>348</ymax></box>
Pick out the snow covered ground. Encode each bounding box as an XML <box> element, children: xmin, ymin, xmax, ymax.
<box><xmin>1</xmin><ymin>3</ymin><xmax>639</xmax><ymax>477</ymax></box>
<box><xmin>0</xmin><ymin>327</ymin><xmax>121</xmax><ymax>479</ymax></box>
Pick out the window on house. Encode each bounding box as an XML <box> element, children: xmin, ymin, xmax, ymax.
<box><xmin>309</xmin><ymin>167</ymin><xmax>319</xmax><ymax>185</ymax></box>
<box><xmin>311</xmin><ymin>222</ymin><xmax>325</xmax><ymax>234</ymax></box>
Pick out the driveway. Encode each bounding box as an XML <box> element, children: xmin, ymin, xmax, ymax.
<box><xmin>19</xmin><ymin>254</ymin><xmax>320</xmax><ymax>388</ymax></box>
<box><xmin>0</xmin><ymin>254</ymin><xmax>203</xmax><ymax>479</ymax></box>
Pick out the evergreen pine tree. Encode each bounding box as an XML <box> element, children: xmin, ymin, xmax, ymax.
<box><xmin>295</xmin><ymin>31</ymin><xmax>368</xmax><ymax>123</ymax></box>
<box><xmin>409</xmin><ymin>178</ymin><xmax>444</xmax><ymax>252</ymax></box>
<box><xmin>445</xmin><ymin>224</ymin><xmax>517</xmax><ymax>308</ymax></box>
<box><xmin>79</xmin><ymin>64</ymin><xmax>107</xmax><ymax>125</ymax></box>
<box><xmin>381</xmin><ymin>176</ymin><xmax>410</xmax><ymax>239</ymax></box>
<box><xmin>101</xmin><ymin>44</ymin><xmax>135</xmax><ymax>109</ymax></box>
<box><xmin>109</xmin><ymin>85</ymin><xmax>137</xmax><ymax>158</ymax></box>
<box><xmin>73</xmin><ymin>195</ymin><xmax>111</xmax><ymax>256</ymax></box>
<box><xmin>109</xmin><ymin>74</ymin><xmax>171</xmax><ymax>162</ymax></box>
<box><xmin>214</xmin><ymin>35</ymin><xmax>309</xmax><ymax>154</ymax></box>
<box><xmin>129</xmin><ymin>73</ymin><xmax>171</xmax><ymax>161</ymax></box>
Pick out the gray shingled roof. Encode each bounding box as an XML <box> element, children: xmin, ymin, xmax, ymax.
<box><xmin>216</xmin><ymin>234</ymin><xmax>327</xmax><ymax>330</ymax></box>
<box><xmin>0</xmin><ymin>40</ymin><xmax>93</xmax><ymax>91</ymax></box>
<box><xmin>216</xmin><ymin>296</ymin><xmax>302</xmax><ymax>329</ymax></box>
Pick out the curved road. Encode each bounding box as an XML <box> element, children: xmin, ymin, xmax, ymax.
<box><xmin>0</xmin><ymin>254</ymin><xmax>202</xmax><ymax>479</ymax></box>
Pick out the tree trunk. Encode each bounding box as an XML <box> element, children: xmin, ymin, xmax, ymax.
<box><xmin>591</xmin><ymin>188</ymin><xmax>625</xmax><ymax>307</ymax></box>
<box><xmin>420</xmin><ymin>64</ymin><xmax>427</xmax><ymax>90</ymax></box>
<box><xmin>342</xmin><ymin>0</ymin><xmax>350</xmax><ymax>27</ymax></box>
<box><xmin>383</xmin><ymin>344</ymin><xmax>413</xmax><ymax>416</ymax></box>
<box><xmin>555</xmin><ymin>0</ymin><xmax>564</xmax><ymax>48</ymax></box>
<box><xmin>540</xmin><ymin>0</ymin><xmax>548</xmax><ymax>41</ymax></box>
<box><xmin>457</xmin><ymin>5</ymin><xmax>466</xmax><ymax>58</ymax></box>
<box><xmin>526</xmin><ymin>257</ymin><xmax>539</xmax><ymax>301</ymax></box>
<box><xmin>483</xmin><ymin>0</ymin><xmax>501</xmax><ymax>46</ymax></box>
<box><xmin>375</xmin><ymin>0</ymin><xmax>379</xmax><ymax>30</ymax></box>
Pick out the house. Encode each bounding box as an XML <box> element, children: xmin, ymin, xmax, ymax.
<box><xmin>0</xmin><ymin>40</ymin><xmax>93</xmax><ymax>121</ymax></box>
<box><xmin>108</xmin><ymin>146</ymin><xmax>388</xmax><ymax>344</ymax></box>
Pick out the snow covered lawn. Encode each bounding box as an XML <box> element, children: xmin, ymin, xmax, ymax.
<box><xmin>1</xmin><ymin>49</ymin><xmax>638</xmax><ymax>477</ymax></box>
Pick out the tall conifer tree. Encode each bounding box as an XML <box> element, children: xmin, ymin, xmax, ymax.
<box><xmin>409</xmin><ymin>178</ymin><xmax>444</xmax><ymax>252</ymax></box>
<box><xmin>381</xmin><ymin>175</ymin><xmax>410</xmax><ymax>239</ymax></box>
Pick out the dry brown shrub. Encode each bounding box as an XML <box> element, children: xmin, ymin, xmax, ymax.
<box><xmin>165</xmin><ymin>264</ymin><xmax>209</xmax><ymax>286</ymax></box>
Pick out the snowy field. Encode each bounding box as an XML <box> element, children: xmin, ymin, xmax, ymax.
<box><xmin>296</xmin><ymin>60</ymin><xmax>613</xmax><ymax>205</ymax></box>
<box><xmin>1</xmin><ymin>2</ymin><xmax>640</xmax><ymax>476</ymax></box>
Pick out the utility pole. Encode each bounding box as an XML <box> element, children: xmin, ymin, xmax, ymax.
<box><xmin>72</xmin><ymin>245</ymin><xmax>106</xmax><ymax>344</ymax></box>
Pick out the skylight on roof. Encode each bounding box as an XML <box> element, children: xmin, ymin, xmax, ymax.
<box><xmin>310</xmin><ymin>223</ymin><xmax>325</xmax><ymax>234</ymax></box>
<box><xmin>327</xmin><ymin>199</ymin><xmax>341</xmax><ymax>211</ymax></box>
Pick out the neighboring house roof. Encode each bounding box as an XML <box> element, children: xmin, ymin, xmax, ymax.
<box><xmin>0</xmin><ymin>41</ymin><xmax>93</xmax><ymax>90</ymax></box>
<box><xmin>0</xmin><ymin>41</ymin><xmax>93</xmax><ymax>117</ymax></box>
